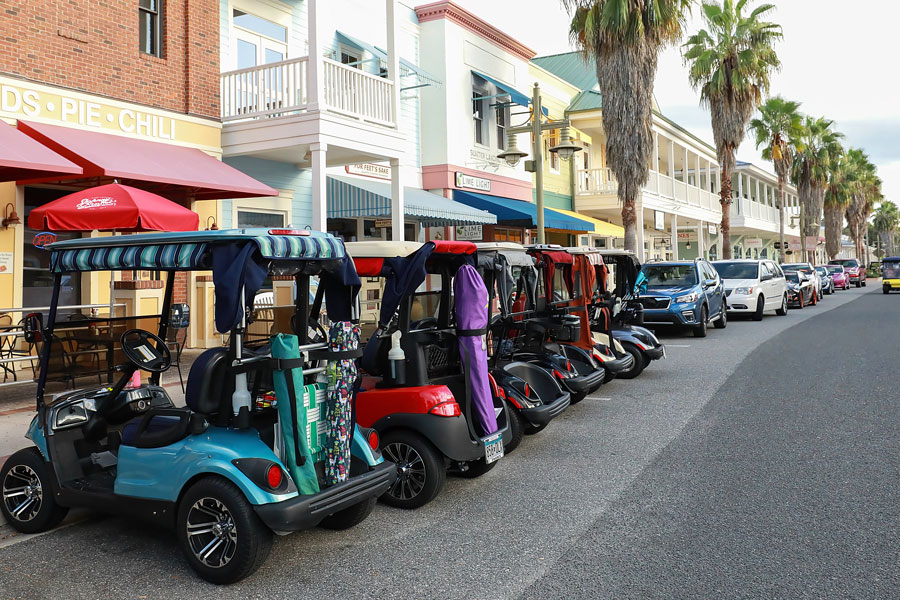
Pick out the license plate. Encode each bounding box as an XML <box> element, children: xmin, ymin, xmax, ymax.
<box><xmin>483</xmin><ymin>433</ymin><xmax>504</xmax><ymax>464</ymax></box>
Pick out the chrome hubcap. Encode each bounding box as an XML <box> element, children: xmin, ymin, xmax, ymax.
<box><xmin>383</xmin><ymin>442</ymin><xmax>427</xmax><ymax>501</ymax></box>
<box><xmin>2</xmin><ymin>464</ymin><xmax>42</xmax><ymax>522</ymax></box>
<box><xmin>186</xmin><ymin>497</ymin><xmax>237</xmax><ymax>568</ymax></box>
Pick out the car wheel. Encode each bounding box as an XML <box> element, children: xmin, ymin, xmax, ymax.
<box><xmin>856</xmin><ymin>281</ymin><xmax>861</xmax><ymax>288</ymax></box>
<box><xmin>776</xmin><ymin>294</ymin><xmax>788</xmax><ymax>315</ymax></box>
<box><xmin>714</xmin><ymin>306</ymin><xmax>728</xmax><ymax>329</ymax></box>
<box><xmin>504</xmin><ymin>400</ymin><xmax>525</xmax><ymax>455</ymax></box>
<box><xmin>177</xmin><ymin>476</ymin><xmax>273</xmax><ymax>585</ymax></box>
<box><xmin>752</xmin><ymin>296</ymin><xmax>765</xmax><ymax>321</ymax></box>
<box><xmin>692</xmin><ymin>306</ymin><xmax>708</xmax><ymax>338</ymax></box>
<box><xmin>811</xmin><ymin>289</ymin><xmax>818</xmax><ymax>305</ymax></box>
<box><xmin>0</xmin><ymin>448</ymin><xmax>69</xmax><ymax>534</ymax></box>
<box><xmin>862</xmin><ymin>280</ymin><xmax>867</xmax><ymax>287</ymax></box>
<box><xmin>615</xmin><ymin>342</ymin><xmax>646</xmax><ymax>379</ymax></box>
<box><xmin>318</xmin><ymin>497</ymin><xmax>377</xmax><ymax>530</ymax></box>
<box><xmin>380</xmin><ymin>431</ymin><xmax>446</xmax><ymax>509</ymax></box>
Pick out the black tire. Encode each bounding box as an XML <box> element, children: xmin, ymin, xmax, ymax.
<box><xmin>714</xmin><ymin>307</ymin><xmax>728</xmax><ymax>329</ymax></box>
<box><xmin>692</xmin><ymin>306</ymin><xmax>708</xmax><ymax>338</ymax></box>
<box><xmin>616</xmin><ymin>342</ymin><xmax>646</xmax><ymax>379</ymax></box>
<box><xmin>752</xmin><ymin>296</ymin><xmax>765</xmax><ymax>321</ymax></box>
<box><xmin>380</xmin><ymin>431</ymin><xmax>446</xmax><ymax>509</ymax></box>
<box><xmin>568</xmin><ymin>392</ymin><xmax>587</xmax><ymax>405</ymax></box>
<box><xmin>318</xmin><ymin>497</ymin><xmax>376</xmax><ymax>530</ymax></box>
<box><xmin>856</xmin><ymin>281</ymin><xmax>861</xmax><ymax>288</ymax></box>
<box><xmin>524</xmin><ymin>421</ymin><xmax>548</xmax><ymax>435</ymax></box>
<box><xmin>776</xmin><ymin>294</ymin><xmax>788</xmax><ymax>316</ymax></box>
<box><xmin>504</xmin><ymin>401</ymin><xmax>525</xmax><ymax>455</ymax></box>
<box><xmin>862</xmin><ymin>280</ymin><xmax>867</xmax><ymax>287</ymax></box>
<box><xmin>0</xmin><ymin>448</ymin><xmax>68</xmax><ymax>534</ymax></box>
<box><xmin>458</xmin><ymin>456</ymin><xmax>498</xmax><ymax>478</ymax></box>
<box><xmin>177</xmin><ymin>476</ymin><xmax>273</xmax><ymax>585</ymax></box>
<box><xmin>884</xmin><ymin>285</ymin><xmax>890</xmax><ymax>295</ymax></box>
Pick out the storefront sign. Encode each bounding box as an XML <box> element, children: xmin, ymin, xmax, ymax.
<box><xmin>346</xmin><ymin>163</ymin><xmax>391</xmax><ymax>180</ymax></box>
<box><xmin>32</xmin><ymin>231</ymin><xmax>57</xmax><ymax>248</ymax></box>
<box><xmin>654</xmin><ymin>211</ymin><xmax>665</xmax><ymax>231</ymax></box>
<box><xmin>374</xmin><ymin>218</ymin><xmax>393</xmax><ymax>228</ymax></box>
<box><xmin>788</xmin><ymin>241</ymin><xmax>802</xmax><ymax>251</ymax></box>
<box><xmin>468</xmin><ymin>148</ymin><xmax>502</xmax><ymax>167</ymax></box>
<box><xmin>708</xmin><ymin>224</ymin><xmax>717</xmax><ymax>235</ymax></box>
<box><xmin>677</xmin><ymin>232</ymin><xmax>693</xmax><ymax>241</ymax></box>
<box><xmin>0</xmin><ymin>251</ymin><xmax>12</xmax><ymax>274</ymax></box>
<box><xmin>455</xmin><ymin>225</ymin><xmax>483</xmax><ymax>241</ymax></box>
<box><xmin>455</xmin><ymin>172</ymin><xmax>491</xmax><ymax>192</ymax></box>
<box><xmin>744</xmin><ymin>237</ymin><xmax>763</xmax><ymax>249</ymax></box>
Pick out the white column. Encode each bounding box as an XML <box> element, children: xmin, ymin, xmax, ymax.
<box><xmin>310</xmin><ymin>142</ymin><xmax>327</xmax><ymax>232</ymax></box>
<box><xmin>755</xmin><ymin>178</ymin><xmax>760</xmax><ymax>204</ymax></box>
<box><xmin>706</xmin><ymin>162</ymin><xmax>712</xmax><ymax>192</ymax></box>
<box><xmin>636</xmin><ymin>201</ymin><xmax>646</xmax><ymax>262</ymax></box>
<box><xmin>671</xmin><ymin>213</ymin><xmax>679</xmax><ymax>260</ymax></box>
<box><xmin>695</xmin><ymin>154</ymin><xmax>701</xmax><ymax>188</ymax></box>
<box><xmin>653</xmin><ymin>132</ymin><xmax>660</xmax><ymax>194</ymax></box>
<box><xmin>307</xmin><ymin>0</ymin><xmax>325</xmax><ymax>111</ymax></box>
<box><xmin>698</xmin><ymin>220</ymin><xmax>706</xmax><ymax>259</ymax></box>
<box><xmin>385</xmin><ymin>0</ymin><xmax>400</xmax><ymax>127</ymax></box>
<box><xmin>390</xmin><ymin>158</ymin><xmax>404</xmax><ymax>240</ymax></box>
<box><xmin>683</xmin><ymin>147</ymin><xmax>689</xmax><ymax>184</ymax></box>
<box><xmin>737</xmin><ymin>172</ymin><xmax>743</xmax><ymax>199</ymax></box>
<box><xmin>667</xmin><ymin>139</ymin><xmax>675</xmax><ymax>178</ymax></box>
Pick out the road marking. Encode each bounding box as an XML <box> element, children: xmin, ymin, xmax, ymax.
<box><xmin>666</xmin><ymin>344</ymin><xmax>692</xmax><ymax>348</ymax></box>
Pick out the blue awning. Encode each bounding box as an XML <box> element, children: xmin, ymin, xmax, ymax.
<box><xmin>335</xmin><ymin>31</ymin><xmax>441</xmax><ymax>88</ymax></box>
<box><xmin>328</xmin><ymin>175</ymin><xmax>496</xmax><ymax>227</ymax></box>
<box><xmin>472</xmin><ymin>71</ymin><xmax>548</xmax><ymax>116</ymax></box>
<box><xmin>453</xmin><ymin>190</ymin><xmax>592</xmax><ymax>231</ymax></box>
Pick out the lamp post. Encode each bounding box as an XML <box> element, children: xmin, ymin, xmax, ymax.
<box><xmin>497</xmin><ymin>82</ymin><xmax>581</xmax><ymax>244</ymax></box>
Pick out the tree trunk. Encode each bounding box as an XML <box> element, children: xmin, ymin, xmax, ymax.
<box><xmin>719</xmin><ymin>166</ymin><xmax>733</xmax><ymax>259</ymax></box>
<box><xmin>777</xmin><ymin>175</ymin><xmax>786</xmax><ymax>263</ymax></box>
<box><xmin>621</xmin><ymin>195</ymin><xmax>638</xmax><ymax>256</ymax></box>
<box><xmin>824</xmin><ymin>203</ymin><xmax>843</xmax><ymax>259</ymax></box>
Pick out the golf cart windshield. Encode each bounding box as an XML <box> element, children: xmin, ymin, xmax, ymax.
<box><xmin>642</xmin><ymin>265</ymin><xmax>697</xmax><ymax>287</ymax></box>
<box><xmin>883</xmin><ymin>261</ymin><xmax>900</xmax><ymax>279</ymax></box>
<box><xmin>712</xmin><ymin>262</ymin><xmax>758</xmax><ymax>280</ymax></box>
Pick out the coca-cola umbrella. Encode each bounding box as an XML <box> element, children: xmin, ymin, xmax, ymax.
<box><xmin>28</xmin><ymin>183</ymin><xmax>200</xmax><ymax>315</ymax></box>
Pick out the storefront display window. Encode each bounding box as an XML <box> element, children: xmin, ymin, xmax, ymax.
<box><xmin>23</xmin><ymin>187</ymin><xmax>81</xmax><ymax>312</ymax></box>
<box><xmin>493</xmin><ymin>227</ymin><xmax>523</xmax><ymax>243</ymax></box>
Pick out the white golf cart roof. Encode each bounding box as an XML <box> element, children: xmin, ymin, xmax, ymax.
<box><xmin>345</xmin><ymin>241</ymin><xmax>424</xmax><ymax>258</ymax></box>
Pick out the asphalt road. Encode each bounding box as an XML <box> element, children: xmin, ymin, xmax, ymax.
<box><xmin>0</xmin><ymin>285</ymin><xmax>893</xmax><ymax>599</ymax></box>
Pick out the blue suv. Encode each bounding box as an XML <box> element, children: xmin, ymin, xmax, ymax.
<box><xmin>637</xmin><ymin>259</ymin><xmax>727</xmax><ymax>337</ymax></box>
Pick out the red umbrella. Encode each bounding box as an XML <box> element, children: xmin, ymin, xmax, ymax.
<box><xmin>28</xmin><ymin>183</ymin><xmax>199</xmax><ymax>232</ymax></box>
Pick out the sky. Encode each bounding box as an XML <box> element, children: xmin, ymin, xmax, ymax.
<box><xmin>450</xmin><ymin>0</ymin><xmax>900</xmax><ymax>206</ymax></box>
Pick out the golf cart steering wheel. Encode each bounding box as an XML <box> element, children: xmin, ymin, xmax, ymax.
<box><xmin>121</xmin><ymin>329</ymin><xmax>171</xmax><ymax>373</ymax></box>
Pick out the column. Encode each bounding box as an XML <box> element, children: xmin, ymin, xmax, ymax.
<box><xmin>307</xmin><ymin>0</ymin><xmax>325</xmax><ymax>111</ymax></box>
<box><xmin>671</xmin><ymin>213</ymin><xmax>679</xmax><ymax>260</ymax></box>
<box><xmin>390</xmin><ymin>158</ymin><xmax>404</xmax><ymax>240</ymax></box>
<box><xmin>737</xmin><ymin>172</ymin><xmax>743</xmax><ymax>200</ymax></box>
<box><xmin>635</xmin><ymin>201</ymin><xmax>646</xmax><ymax>262</ymax></box>
<box><xmin>683</xmin><ymin>147</ymin><xmax>689</xmax><ymax>184</ymax></box>
<box><xmin>706</xmin><ymin>162</ymin><xmax>712</xmax><ymax>192</ymax></box>
<box><xmin>310</xmin><ymin>143</ymin><xmax>327</xmax><ymax>232</ymax></box>
<box><xmin>698</xmin><ymin>220</ymin><xmax>706</xmax><ymax>259</ymax></box>
<box><xmin>667</xmin><ymin>139</ymin><xmax>675</xmax><ymax>179</ymax></box>
<box><xmin>385</xmin><ymin>0</ymin><xmax>400</xmax><ymax>127</ymax></box>
<box><xmin>695</xmin><ymin>154</ymin><xmax>701</xmax><ymax>189</ymax></box>
<box><xmin>654</xmin><ymin>132</ymin><xmax>660</xmax><ymax>194</ymax></box>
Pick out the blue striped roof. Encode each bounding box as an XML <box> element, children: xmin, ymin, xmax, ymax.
<box><xmin>453</xmin><ymin>190</ymin><xmax>592</xmax><ymax>231</ymax></box>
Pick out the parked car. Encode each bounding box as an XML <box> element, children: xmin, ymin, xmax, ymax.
<box><xmin>882</xmin><ymin>257</ymin><xmax>900</xmax><ymax>294</ymax></box>
<box><xmin>712</xmin><ymin>259</ymin><xmax>789</xmax><ymax>320</ymax></box>
<box><xmin>825</xmin><ymin>264</ymin><xmax>851</xmax><ymax>290</ymax></box>
<box><xmin>814</xmin><ymin>266</ymin><xmax>835</xmax><ymax>295</ymax></box>
<box><xmin>781</xmin><ymin>263</ymin><xmax>822</xmax><ymax>302</ymax></box>
<box><xmin>637</xmin><ymin>259</ymin><xmax>727</xmax><ymax>337</ymax></box>
<box><xmin>784</xmin><ymin>271</ymin><xmax>816</xmax><ymax>308</ymax></box>
<box><xmin>828</xmin><ymin>258</ymin><xmax>866</xmax><ymax>287</ymax></box>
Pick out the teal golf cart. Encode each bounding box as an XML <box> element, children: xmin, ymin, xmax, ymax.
<box><xmin>0</xmin><ymin>229</ymin><xmax>394</xmax><ymax>584</ymax></box>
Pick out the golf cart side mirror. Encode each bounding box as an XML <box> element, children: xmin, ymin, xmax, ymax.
<box><xmin>169</xmin><ymin>303</ymin><xmax>190</xmax><ymax>329</ymax></box>
<box><xmin>23</xmin><ymin>312</ymin><xmax>43</xmax><ymax>344</ymax></box>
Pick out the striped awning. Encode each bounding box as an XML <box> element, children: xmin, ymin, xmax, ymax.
<box><xmin>51</xmin><ymin>242</ymin><xmax>207</xmax><ymax>273</ymax></box>
<box><xmin>327</xmin><ymin>175</ymin><xmax>496</xmax><ymax>227</ymax></box>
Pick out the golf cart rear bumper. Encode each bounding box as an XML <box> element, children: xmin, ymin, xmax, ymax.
<box><xmin>644</xmin><ymin>345</ymin><xmax>665</xmax><ymax>361</ymax></box>
<box><xmin>253</xmin><ymin>461</ymin><xmax>396</xmax><ymax>532</ymax></box>
<box><xmin>600</xmin><ymin>353</ymin><xmax>635</xmax><ymax>375</ymax></box>
<box><xmin>520</xmin><ymin>392</ymin><xmax>571</xmax><ymax>426</ymax></box>
<box><xmin>561</xmin><ymin>369</ymin><xmax>606</xmax><ymax>394</ymax></box>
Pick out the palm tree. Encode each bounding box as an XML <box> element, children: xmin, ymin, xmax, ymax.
<box><xmin>844</xmin><ymin>150</ymin><xmax>880</xmax><ymax>264</ymax></box>
<box><xmin>872</xmin><ymin>201</ymin><xmax>899</xmax><ymax>257</ymax></box>
<box><xmin>790</xmin><ymin>116</ymin><xmax>843</xmax><ymax>263</ymax></box>
<box><xmin>824</xmin><ymin>146</ymin><xmax>852</xmax><ymax>260</ymax></box>
<box><xmin>683</xmin><ymin>0</ymin><xmax>782</xmax><ymax>259</ymax></box>
<box><xmin>749</xmin><ymin>96</ymin><xmax>802</xmax><ymax>262</ymax></box>
<box><xmin>564</xmin><ymin>0</ymin><xmax>693</xmax><ymax>255</ymax></box>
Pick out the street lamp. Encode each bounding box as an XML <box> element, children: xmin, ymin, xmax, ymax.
<box><xmin>497</xmin><ymin>82</ymin><xmax>581</xmax><ymax>244</ymax></box>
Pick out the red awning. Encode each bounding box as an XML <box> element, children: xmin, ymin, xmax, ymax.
<box><xmin>17</xmin><ymin>120</ymin><xmax>277</xmax><ymax>200</ymax></box>
<box><xmin>0</xmin><ymin>121</ymin><xmax>83</xmax><ymax>182</ymax></box>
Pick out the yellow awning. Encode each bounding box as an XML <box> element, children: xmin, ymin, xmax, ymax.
<box><xmin>547</xmin><ymin>208</ymin><xmax>624</xmax><ymax>237</ymax></box>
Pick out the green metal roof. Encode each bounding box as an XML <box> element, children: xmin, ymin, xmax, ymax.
<box><xmin>567</xmin><ymin>90</ymin><xmax>603</xmax><ymax>113</ymax></box>
<box><xmin>532</xmin><ymin>52</ymin><xmax>598</xmax><ymax>91</ymax></box>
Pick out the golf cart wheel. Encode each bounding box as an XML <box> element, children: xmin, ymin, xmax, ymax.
<box><xmin>504</xmin><ymin>401</ymin><xmax>525</xmax><ymax>454</ymax></box>
<box><xmin>616</xmin><ymin>342</ymin><xmax>646</xmax><ymax>380</ymax></box>
<box><xmin>569</xmin><ymin>392</ymin><xmax>587</xmax><ymax>405</ymax></box>
<box><xmin>458</xmin><ymin>456</ymin><xmax>498</xmax><ymax>478</ymax></box>
<box><xmin>692</xmin><ymin>306</ymin><xmax>708</xmax><ymax>338</ymax></box>
<box><xmin>380</xmin><ymin>431</ymin><xmax>445</xmax><ymax>510</ymax></box>
<box><xmin>752</xmin><ymin>296</ymin><xmax>765</xmax><ymax>321</ymax></box>
<box><xmin>884</xmin><ymin>285</ymin><xmax>890</xmax><ymax>295</ymax></box>
<box><xmin>776</xmin><ymin>295</ymin><xmax>788</xmax><ymax>316</ymax></box>
<box><xmin>0</xmin><ymin>448</ymin><xmax>68</xmax><ymax>534</ymax></box>
<box><xmin>319</xmin><ymin>497</ymin><xmax>376</xmax><ymax>530</ymax></box>
<box><xmin>177</xmin><ymin>476</ymin><xmax>272</xmax><ymax>585</ymax></box>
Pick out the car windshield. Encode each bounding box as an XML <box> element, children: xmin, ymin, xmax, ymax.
<box><xmin>782</xmin><ymin>264</ymin><xmax>812</xmax><ymax>274</ymax></box>
<box><xmin>830</xmin><ymin>259</ymin><xmax>858</xmax><ymax>267</ymax></box>
<box><xmin>815</xmin><ymin>267</ymin><xmax>827</xmax><ymax>276</ymax></box>
<box><xmin>826</xmin><ymin>266</ymin><xmax>844</xmax><ymax>274</ymax></box>
<box><xmin>884</xmin><ymin>262</ymin><xmax>900</xmax><ymax>278</ymax></box>
<box><xmin>713</xmin><ymin>262</ymin><xmax>758</xmax><ymax>279</ymax></box>
<box><xmin>641</xmin><ymin>265</ymin><xmax>697</xmax><ymax>287</ymax></box>
<box><xmin>785</xmin><ymin>272</ymin><xmax>800</xmax><ymax>283</ymax></box>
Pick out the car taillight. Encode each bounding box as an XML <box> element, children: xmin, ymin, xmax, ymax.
<box><xmin>429</xmin><ymin>401</ymin><xmax>462</xmax><ymax>417</ymax></box>
<box><xmin>367</xmin><ymin>429</ymin><xmax>380</xmax><ymax>451</ymax></box>
<box><xmin>266</xmin><ymin>464</ymin><xmax>283</xmax><ymax>489</ymax></box>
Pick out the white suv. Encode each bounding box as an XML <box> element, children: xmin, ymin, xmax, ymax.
<box><xmin>712</xmin><ymin>259</ymin><xmax>788</xmax><ymax>320</ymax></box>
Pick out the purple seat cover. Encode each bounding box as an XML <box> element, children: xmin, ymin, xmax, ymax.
<box><xmin>453</xmin><ymin>264</ymin><xmax>498</xmax><ymax>436</ymax></box>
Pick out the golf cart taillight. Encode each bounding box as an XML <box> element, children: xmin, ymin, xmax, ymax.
<box><xmin>429</xmin><ymin>401</ymin><xmax>462</xmax><ymax>417</ymax></box>
<box><xmin>553</xmin><ymin>369</ymin><xmax>566</xmax><ymax>379</ymax></box>
<box><xmin>566</xmin><ymin>360</ymin><xmax>573</xmax><ymax>372</ymax></box>
<box><xmin>524</xmin><ymin>383</ymin><xmax>531</xmax><ymax>398</ymax></box>
<box><xmin>268</xmin><ymin>228</ymin><xmax>310</xmax><ymax>236</ymax></box>
<box><xmin>367</xmin><ymin>429</ymin><xmax>380</xmax><ymax>451</ymax></box>
<box><xmin>266</xmin><ymin>464</ymin><xmax>283</xmax><ymax>489</ymax></box>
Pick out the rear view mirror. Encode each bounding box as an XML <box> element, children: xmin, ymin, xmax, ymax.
<box><xmin>170</xmin><ymin>303</ymin><xmax>190</xmax><ymax>328</ymax></box>
<box><xmin>23</xmin><ymin>312</ymin><xmax>43</xmax><ymax>344</ymax></box>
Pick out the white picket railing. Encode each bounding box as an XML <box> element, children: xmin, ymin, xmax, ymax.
<box><xmin>220</xmin><ymin>56</ymin><xmax>395</xmax><ymax>127</ymax></box>
<box><xmin>575</xmin><ymin>167</ymin><xmax>617</xmax><ymax>195</ymax></box>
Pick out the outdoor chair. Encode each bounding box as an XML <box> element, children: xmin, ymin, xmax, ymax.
<box><xmin>165</xmin><ymin>325</ymin><xmax>187</xmax><ymax>392</ymax></box>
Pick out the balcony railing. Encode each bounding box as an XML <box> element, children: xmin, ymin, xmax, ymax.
<box><xmin>221</xmin><ymin>56</ymin><xmax>395</xmax><ymax>127</ymax></box>
<box><xmin>576</xmin><ymin>167</ymin><xmax>724</xmax><ymax>214</ymax></box>
<box><xmin>576</xmin><ymin>167</ymin><xmax>617</xmax><ymax>195</ymax></box>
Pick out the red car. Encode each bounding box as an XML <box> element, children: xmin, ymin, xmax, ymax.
<box><xmin>823</xmin><ymin>264</ymin><xmax>850</xmax><ymax>290</ymax></box>
<box><xmin>828</xmin><ymin>258</ymin><xmax>866</xmax><ymax>287</ymax></box>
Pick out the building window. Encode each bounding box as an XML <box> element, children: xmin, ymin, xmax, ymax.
<box><xmin>473</xmin><ymin>89</ymin><xmax>487</xmax><ymax>146</ymax></box>
<box><xmin>237</xmin><ymin>210</ymin><xmax>285</xmax><ymax>229</ymax></box>
<box><xmin>493</xmin><ymin>227</ymin><xmax>523</xmax><ymax>243</ymax></box>
<box><xmin>545</xmin><ymin>132</ymin><xmax>560</xmax><ymax>174</ymax></box>
<box><xmin>496</xmin><ymin>103</ymin><xmax>509</xmax><ymax>150</ymax></box>
<box><xmin>139</xmin><ymin>0</ymin><xmax>163</xmax><ymax>57</ymax></box>
<box><xmin>340</xmin><ymin>47</ymin><xmax>362</xmax><ymax>68</ymax></box>
<box><xmin>233</xmin><ymin>9</ymin><xmax>287</xmax><ymax>69</ymax></box>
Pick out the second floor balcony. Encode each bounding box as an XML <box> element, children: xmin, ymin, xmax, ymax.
<box><xmin>576</xmin><ymin>166</ymin><xmax>720</xmax><ymax>215</ymax></box>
